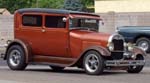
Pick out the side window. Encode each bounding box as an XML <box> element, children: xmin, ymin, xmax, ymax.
<box><xmin>45</xmin><ymin>16</ymin><xmax>66</xmax><ymax>28</ymax></box>
<box><xmin>22</xmin><ymin>15</ymin><xmax>42</xmax><ymax>27</ymax></box>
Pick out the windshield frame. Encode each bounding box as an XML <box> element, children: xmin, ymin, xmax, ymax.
<box><xmin>69</xmin><ymin>17</ymin><xmax>100</xmax><ymax>31</ymax></box>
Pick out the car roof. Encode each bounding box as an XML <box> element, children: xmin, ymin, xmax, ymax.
<box><xmin>17</xmin><ymin>8</ymin><xmax>99</xmax><ymax>17</ymax></box>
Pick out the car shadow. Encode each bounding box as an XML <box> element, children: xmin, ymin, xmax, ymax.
<box><xmin>25</xmin><ymin>68</ymin><xmax>85</xmax><ymax>74</ymax></box>
<box><xmin>24</xmin><ymin>68</ymin><xmax>130</xmax><ymax>76</ymax></box>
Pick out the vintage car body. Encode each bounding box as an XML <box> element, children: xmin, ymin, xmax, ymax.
<box><xmin>118</xmin><ymin>26</ymin><xmax>150</xmax><ymax>53</ymax></box>
<box><xmin>3</xmin><ymin>8</ymin><xmax>146</xmax><ymax>75</ymax></box>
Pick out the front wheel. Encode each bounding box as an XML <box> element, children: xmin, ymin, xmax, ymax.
<box><xmin>83</xmin><ymin>51</ymin><xmax>105</xmax><ymax>75</ymax></box>
<box><xmin>6</xmin><ymin>45</ymin><xmax>27</xmax><ymax>70</ymax></box>
<box><xmin>127</xmin><ymin>55</ymin><xmax>144</xmax><ymax>73</ymax></box>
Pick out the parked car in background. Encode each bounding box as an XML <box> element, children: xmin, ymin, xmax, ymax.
<box><xmin>1</xmin><ymin>8</ymin><xmax>146</xmax><ymax>75</ymax></box>
<box><xmin>118</xmin><ymin>26</ymin><xmax>150</xmax><ymax>53</ymax></box>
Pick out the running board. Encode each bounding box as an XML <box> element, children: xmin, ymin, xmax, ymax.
<box><xmin>105</xmin><ymin>60</ymin><xmax>145</xmax><ymax>66</ymax></box>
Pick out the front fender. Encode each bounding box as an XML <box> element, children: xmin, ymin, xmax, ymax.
<box><xmin>131</xmin><ymin>46</ymin><xmax>147</xmax><ymax>59</ymax></box>
<box><xmin>70</xmin><ymin>46</ymin><xmax>111</xmax><ymax>66</ymax></box>
<box><xmin>81</xmin><ymin>46</ymin><xmax>111</xmax><ymax>57</ymax></box>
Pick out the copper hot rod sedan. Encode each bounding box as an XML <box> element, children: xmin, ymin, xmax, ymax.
<box><xmin>2</xmin><ymin>8</ymin><xmax>146</xmax><ymax>75</ymax></box>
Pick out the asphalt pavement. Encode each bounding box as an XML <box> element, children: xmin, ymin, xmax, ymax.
<box><xmin>0</xmin><ymin>65</ymin><xmax>149</xmax><ymax>83</ymax></box>
<box><xmin>0</xmin><ymin>55</ymin><xmax>150</xmax><ymax>83</ymax></box>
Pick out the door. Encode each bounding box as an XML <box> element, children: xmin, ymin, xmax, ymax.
<box><xmin>20</xmin><ymin>14</ymin><xmax>69</xmax><ymax>57</ymax></box>
<box><xmin>41</xmin><ymin>15</ymin><xmax>69</xmax><ymax>57</ymax></box>
<box><xmin>19</xmin><ymin>14</ymin><xmax>45</xmax><ymax>55</ymax></box>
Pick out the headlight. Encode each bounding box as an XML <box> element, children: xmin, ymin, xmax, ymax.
<box><xmin>124</xmin><ymin>42</ymin><xmax>128</xmax><ymax>47</ymax></box>
<box><xmin>128</xmin><ymin>46</ymin><xmax>134</xmax><ymax>51</ymax></box>
<box><xmin>127</xmin><ymin>43</ymin><xmax>134</xmax><ymax>51</ymax></box>
<box><xmin>108</xmin><ymin>42</ymin><xmax>114</xmax><ymax>51</ymax></box>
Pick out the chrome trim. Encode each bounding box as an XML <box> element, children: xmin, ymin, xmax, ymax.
<box><xmin>9</xmin><ymin>49</ymin><xmax>21</xmax><ymax>67</ymax></box>
<box><xmin>105</xmin><ymin>60</ymin><xmax>145</xmax><ymax>66</ymax></box>
<box><xmin>107</xmin><ymin>33</ymin><xmax>125</xmax><ymax>51</ymax></box>
<box><xmin>85</xmin><ymin>54</ymin><xmax>99</xmax><ymax>73</ymax></box>
<box><xmin>108</xmin><ymin>33</ymin><xmax>125</xmax><ymax>43</ymax></box>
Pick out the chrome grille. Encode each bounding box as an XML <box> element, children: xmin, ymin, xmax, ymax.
<box><xmin>112</xmin><ymin>39</ymin><xmax>124</xmax><ymax>51</ymax></box>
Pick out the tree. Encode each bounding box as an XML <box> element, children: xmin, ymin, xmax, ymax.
<box><xmin>81</xmin><ymin>0</ymin><xmax>94</xmax><ymax>8</ymax></box>
<box><xmin>63</xmin><ymin>0</ymin><xmax>83</xmax><ymax>11</ymax></box>
<box><xmin>63</xmin><ymin>0</ymin><xmax>94</xmax><ymax>12</ymax></box>
<box><xmin>32</xmin><ymin>0</ymin><xmax>64</xmax><ymax>9</ymax></box>
<box><xmin>0</xmin><ymin>0</ymin><xmax>94</xmax><ymax>13</ymax></box>
<box><xmin>83</xmin><ymin>0</ymin><xmax>95</xmax><ymax>12</ymax></box>
<box><xmin>0</xmin><ymin>0</ymin><xmax>34</xmax><ymax>13</ymax></box>
<box><xmin>0</xmin><ymin>0</ymin><xmax>64</xmax><ymax>14</ymax></box>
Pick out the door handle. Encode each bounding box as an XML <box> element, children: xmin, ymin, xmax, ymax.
<box><xmin>42</xmin><ymin>29</ymin><xmax>46</xmax><ymax>32</ymax></box>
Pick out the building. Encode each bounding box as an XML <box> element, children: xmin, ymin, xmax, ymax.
<box><xmin>0</xmin><ymin>8</ymin><xmax>11</xmax><ymax>15</ymax></box>
<box><xmin>95</xmin><ymin>0</ymin><xmax>150</xmax><ymax>13</ymax></box>
<box><xmin>0</xmin><ymin>8</ymin><xmax>13</xmax><ymax>47</ymax></box>
<box><xmin>95</xmin><ymin>0</ymin><xmax>150</xmax><ymax>33</ymax></box>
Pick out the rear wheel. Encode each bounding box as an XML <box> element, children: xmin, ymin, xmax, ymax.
<box><xmin>6</xmin><ymin>45</ymin><xmax>27</xmax><ymax>70</ymax></box>
<box><xmin>83</xmin><ymin>51</ymin><xmax>105</xmax><ymax>75</ymax></box>
<box><xmin>127</xmin><ymin>55</ymin><xmax>144</xmax><ymax>73</ymax></box>
<box><xmin>136</xmin><ymin>37</ymin><xmax>150</xmax><ymax>53</ymax></box>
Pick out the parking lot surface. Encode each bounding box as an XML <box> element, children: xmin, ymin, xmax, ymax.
<box><xmin>0</xmin><ymin>54</ymin><xmax>150</xmax><ymax>83</ymax></box>
<box><xmin>0</xmin><ymin>59</ymin><xmax>150</xmax><ymax>83</ymax></box>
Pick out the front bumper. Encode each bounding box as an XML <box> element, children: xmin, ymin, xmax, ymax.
<box><xmin>105</xmin><ymin>60</ymin><xmax>145</xmax><ymax>66</ymax></box>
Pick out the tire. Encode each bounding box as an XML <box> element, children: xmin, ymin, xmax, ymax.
<box><xmin>6</xmin><ymin>45</ymin><xmax>27</xmax><ymax>70</ymax></box>
<box><xmin>83</xmin><ymin>50</ymin><xmax>105</xmax><ymax>75</ymax></box>
<box><xmin>127</xmin><ymin>55</ymin><xmax>144</xmax><ymax>73</ymax></box>
<box><xmin>136</xmin><ymin>37</ymin><xmax>150</xmax><ymax>53</ymax></box>
<box><xmin>50</xmin><ymin>66</ymin><xmax>65</xmax><ymax>71</ymax></box>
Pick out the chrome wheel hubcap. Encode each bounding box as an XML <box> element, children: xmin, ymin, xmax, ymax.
<box><xmin>138</xmin><ymin>41</ymin><xmax>149</xmax><ymax>51</ymax></box>
<box><xmin>9</xmin><ymin>50</ymin><xmax>21</xmax><ymax>66</ymax></box>
<box><xmin>85</xmin><ymin>54</ymin><xmax>99</xmax><ymax>72</ymax></box>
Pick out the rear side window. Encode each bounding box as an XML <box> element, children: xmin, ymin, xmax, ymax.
<box><xmin>45</xmin><ymin>16</ymin><xmax>66</xmax><ymax>28</ymax></box>
<box><xmin>22</xmin><ymin>15</ymin><xmax>42</xmax><ymax>27</ymax></box>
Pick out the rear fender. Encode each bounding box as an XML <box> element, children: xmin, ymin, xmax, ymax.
<box><xmin>5</xmin><ymin>39</ymin><xmax>32</xmax><ymax>63</ymax></box>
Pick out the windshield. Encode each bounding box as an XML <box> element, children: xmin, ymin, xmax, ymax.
<box><xmin>69</xmin><ymin>18</ymin><xmax>99</xmax><ymax>31</ymax></box>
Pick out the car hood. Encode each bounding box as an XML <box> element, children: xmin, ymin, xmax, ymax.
<box><xmin>70</xmin><ymin>30</ymin><xmax>111</xmax><ymax>47</ymax></box>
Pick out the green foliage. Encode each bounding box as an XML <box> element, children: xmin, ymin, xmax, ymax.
<box><xmin>64</xmin><ymin>0</ymin><xmax>94</xmax><ymax>12</ymax></box>
<box><xmin>64</xmin><ymin>0</ymin><xmax>83</xmax><ymax>11</ymax></box>
<box><xmin>32</xmin><ymin>0</ymin><xmax>64</xmax><ymax>9</ymax></box>
<box><xmin>0</xmin><ymin>0</ymin><xmax>64</xmax><ymax>14</ymax></box>
<box><xmin>81</xmin><ymin>0</ymin><xmax>94</xmax><ymax>12</ymax></box>
<box><xmin>81</xmin><ymin>0</ymin><xmax>94</xmax><ymax>7</ymax></box>
<box><xmin>0</xmin><ymin>0</ymin><xmax>34</xmax><ymax>13</ymax></box>
<box><xmin>0</xmin><ymin>0</ymin><xmax>94</xmax><ymax>13</ymax></box>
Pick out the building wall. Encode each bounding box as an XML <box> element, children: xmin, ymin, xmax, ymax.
<box><xmin>1</xmin><ymin>12</ymin><xmax>150</xmax><ymax>45</ymax></box>
<box><xmin>95</xmin><ymin>0</ymin><xmax>150</xmax><ymax>13</ymax></box>
<box><xmin>2</xmin><ymin>10</ymin><xmax>11</xmax><ymax>15</ymax></box>
<box><xmin>0</xmin><ymin>15</ymin><xmax>14</xmax><ymax>45</ymax></box>
<box><xmin>97</xmin><ymin>12</ymin><xmax>150</xmax><ymax>33</ymax></box>
<box><xmin>0</xmin><ymin>8</ymin><xmax>11</xmax><ymax>15</ymax></box>
<box><xmin>95</xmin><ymin>0</ymin><xmax>150</xmax><ymax>33</ymax></box>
